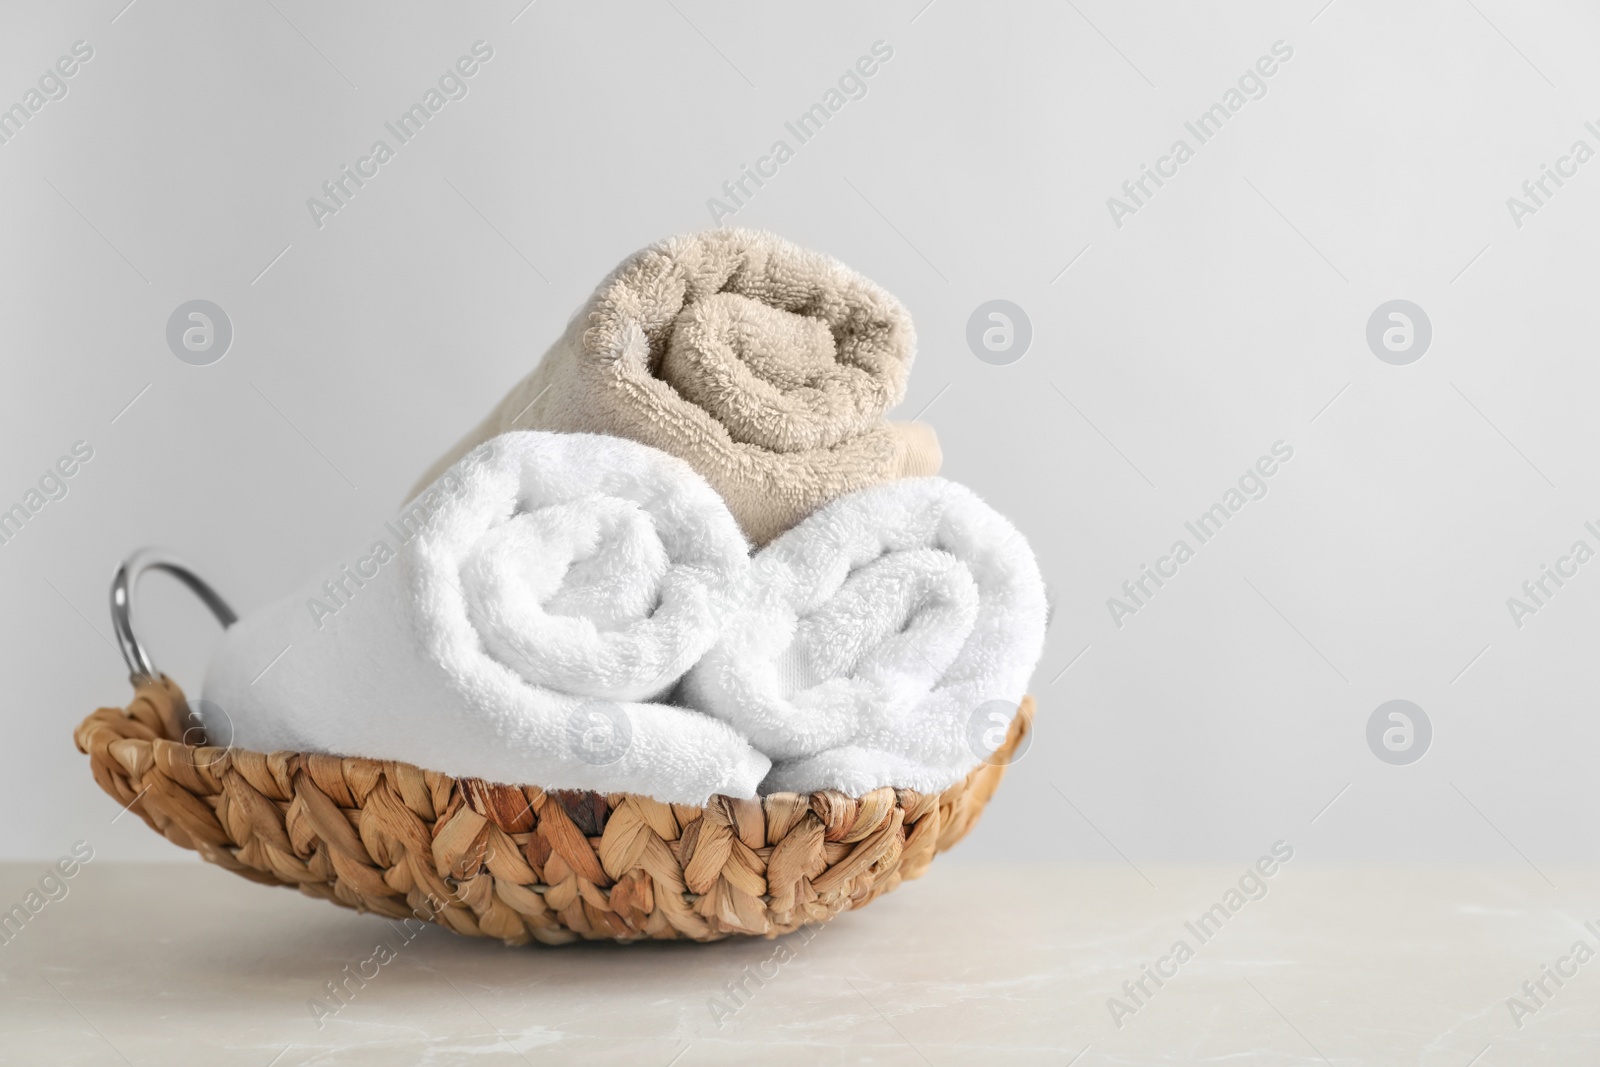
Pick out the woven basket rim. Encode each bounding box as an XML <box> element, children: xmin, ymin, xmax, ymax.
<box><xmin>86</xmin><ymin>674</ymin><xmax>1034</xmax><ymax>802</ymax></box>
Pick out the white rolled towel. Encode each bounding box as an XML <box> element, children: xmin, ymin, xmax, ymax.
<box><xmin>202</xmin><ymin>431</ymin><xmax>771</xmax><ymax>804</ymax></box>
<box><xmin>679</xmin><ymin>477</ymin><xmax>1047</xmax><ymax>795</ymax></box>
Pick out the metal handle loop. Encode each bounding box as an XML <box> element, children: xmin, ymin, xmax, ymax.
<box><xmin>110</xmin><ymin>549</ymin><xmax>237</xmax><ymax>683</ymax></box>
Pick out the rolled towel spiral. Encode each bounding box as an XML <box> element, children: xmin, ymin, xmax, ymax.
<box><xmin>410</xmin><ymin>228</ymin><xmax>942</xmax><ymax>545</ymax></box>
<box><xmin>679</xmin><ymin>477</ymin><xmax>1048</xmax><ymax>795</ymax></box>
<box><xmin>202</xmin><ymin>431</ymin><xmax>770</xmax><ymax>804</ymax></box>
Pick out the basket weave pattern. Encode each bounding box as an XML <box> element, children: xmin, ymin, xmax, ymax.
<box><xmin>75</xmin><ymin>679</ymin><xmax>1030</xmax><ymax>944</ymax></box>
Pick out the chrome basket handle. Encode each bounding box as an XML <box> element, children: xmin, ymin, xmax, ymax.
<box><xmin>110</xmin><ymin>549</ymin><xmax>237</xmax><ymax>683</ymax></box>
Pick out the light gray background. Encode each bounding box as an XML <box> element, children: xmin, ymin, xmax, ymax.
<box><xmin>3</xmin><ymin>0</ymin><xmax>1595</xmax><ymax>870</ymax></box>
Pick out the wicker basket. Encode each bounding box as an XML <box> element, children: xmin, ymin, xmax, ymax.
<box><xmin>73</xmin><ymin>551</ymin><xmax>1032</xmax><ymax>944</ymax></box>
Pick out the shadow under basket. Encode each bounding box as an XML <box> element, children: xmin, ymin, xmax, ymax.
<box><xmin>75</xmin><ymin>680</ymin><xmax>1031</xmax><ymax>944</ymax></box>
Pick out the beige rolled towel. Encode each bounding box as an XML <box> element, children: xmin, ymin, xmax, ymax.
<box><xmin>410</xmin><ymin>229</ymin><xmax>941</xmax><ymax>545</ymax></box>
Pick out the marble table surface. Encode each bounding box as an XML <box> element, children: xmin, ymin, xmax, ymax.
<box><xmin>0</xmin><ymin>861</ymin><xmax>1595</xmax><ymax>1065</ymax></box>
